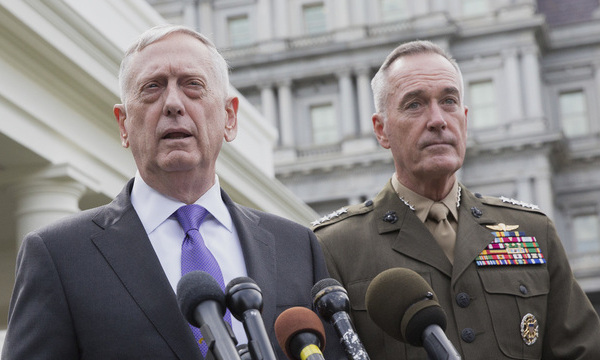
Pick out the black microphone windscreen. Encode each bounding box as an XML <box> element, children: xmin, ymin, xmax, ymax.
<box><xmin>311</xmin><ymin>278</ymin><xmax>341</xmax><ymax>300</ymax></box>
<box><xmin>177</xmin><ymin>270</ymin><xmax>226</xmax><ymax>327</ymax></box>
<box><xmin>274</xmin><ymin>307</ymin><xmax>326</xmax><ymax>359</ymax></box>
<box><xmin>311</xmin><ymin>278</ymin><xmax>350</xmax><ymax>321</ymax></box>
<box><xmin>225</xmin><ymin>276</ymin><xmax>256</xmax><ymax>293</ymax></box>
<box><xmin>365</xmin><ymin>268</ymin><xmax>446</xmax><ymax>345</ymax></box>
<box><xmin>225</xmin><ymin>276</ymin><xmax>263</xmax><ymax>320</ymax></box>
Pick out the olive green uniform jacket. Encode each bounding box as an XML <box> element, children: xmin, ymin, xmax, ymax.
<box><xmin>313</xmin><ymin>180</ymin><xmax>600</xmax><ymax>359</ymax></box>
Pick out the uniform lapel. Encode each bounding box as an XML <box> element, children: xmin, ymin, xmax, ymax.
<box><xmin>451</xmin><ymin>188</ymin><xmax>496</xmax><ymax>285</ymax></box>
<box><xmin>221</xmin><ymin>190</ymin><xmax>277</xmax><ymax>330</ymax></box>
<box><xmin>91</xmin><ymin>180</ymin><xmax>201</xmax><ymax>360</ymax></box>
<box><xmin>376</xmin><ymin>182</ymin><xmax>453</xmax><ymax>277</ymax></box>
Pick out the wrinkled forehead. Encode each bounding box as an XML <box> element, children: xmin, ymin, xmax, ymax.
<box><xmin>387</xmin><ymin>53</ymin><xmax>462</xmax><ymax>98</ymax></box>
<box><xmin>390</xmin><ymin>53</ymin><xmax>460</xmax><ymax>87</ymax></box>
<box><xmin>133</xmin><ymin>34</ymin><xmax>210</xmax><ymax>68</ymax></box>
<box><xmin>129</xmin><ymin>34</ymin><xmax>218</xmax><ymax>85</ymax></box>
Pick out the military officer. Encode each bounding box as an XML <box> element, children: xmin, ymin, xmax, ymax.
<box><xmin>312</xmin><ymin>40</ymin><xmax>600</xmax><ymax>359</ymax></box>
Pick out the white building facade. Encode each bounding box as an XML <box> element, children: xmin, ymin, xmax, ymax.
<box><xmin>148</xmin><ymin>0</ymin><xmax>600</xmax><ymax>311</ymax></box>
<box><xmin>0</xmin><ymin>0</ymin><xmax>318</xmax><ymax>345</ymax></box>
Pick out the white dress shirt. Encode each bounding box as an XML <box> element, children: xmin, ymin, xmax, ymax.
<box><xmin>130</xmin><ymin>172</ymin><xmax>248</xmax><ymax>344</ymax></box>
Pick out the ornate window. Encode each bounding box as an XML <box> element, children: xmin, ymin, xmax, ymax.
<box><xmin>303</xmin><ymin>2</ymin><xmax>327</xmax><ymax>35</ymax></box>
<box><xmin>227</xmin><ymin>15</ymin><xmax>252</xmax><ymax>47</ymax></box>
<box><xmin>310</xmin><ymin>103</ymin><xmax>337</xmax><ymax>144</ymax></box>
<box><xmin>469</xmin><ymin>80</ymin><xmax>497</xmax><ymax>129</ymax></box>
<box><xmin>573</xmin><ymin>214</ymin><xmax>600</xmax><ymax>254</ymax></box>
<box><xmin>559</xmin><ymin>90</ymin><xmax>589</xmax><ymax>137</ymax></box>
<box><xmin>462</xmin><ymin>0</ymin><xmax>489</xmax><ymax>16</ymax></box>
<box><xmin>380</xmin><ymin>0</ymin><xmax>408</xmax><ymax>22</ymax></box>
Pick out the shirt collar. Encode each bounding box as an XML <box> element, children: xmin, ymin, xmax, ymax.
<box><xmin>391</xmin><ymin>174</ymin><xmax>460</xmax><ymax>223</ymax></box>
<box><xmin>131</xmin><ymin>172</ymin><xmax>233</xmax><ymax>235</ymax></box>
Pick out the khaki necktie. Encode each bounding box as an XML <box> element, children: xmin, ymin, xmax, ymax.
<box><xmin>427</xmin><ymin>202</ymin><xmax>456</xmax><ymax>264</ymax></box>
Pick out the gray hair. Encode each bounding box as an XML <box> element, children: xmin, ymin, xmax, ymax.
<box><xmin>118</xmin><ymin>24</ymin><xmax>230</xmax><ymax>105</ymax></box>
<box><xmin>371</xmin><ymin>40</ymin><xmax>463</xmax><ymax>115</ymax></box>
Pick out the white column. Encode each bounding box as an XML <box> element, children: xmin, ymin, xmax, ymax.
<box><xmin>356</xmin><ymin>67</ymin><xmax>374</xmax><ymax>136</ymax></box>
<box><xmin>277</xmin><ymin>79</ymin><xmax>294</xmax><ymax>147</ymax></box>
<box><xmin>413</xmin><ymin>0</ymin><xmax>430</xmax><ymax>15</ymax></box>
<box><xmin>12</xmin><ymin>178</ymin><xmax>86</xmax><ymax>248</ymax></box>
<box><xmin>260</xmin><ymin>83</ymin><xmax>277</xmax><ymax>128</ymax></box>
<box><xmin>430</xmin><ymin>0</ymin><xmax>446</xmax><ymax>12</ymax></box>
<box><xmin>337</xmin><ymin>69</ymin><xmax>357</xmax><ymax>139</ymax></box>
<box><xmin>256</xmin><ymin>0</ymin><xmax>273</xmax><ymax>42</ymax></box>
<box><xmin>351</xmin><ymin>0</ymin><xmax>368</xmax><ymax>25</ymax></box>
<box><xmin>502</xmin><ymin>49</ymin><xmax>524</xmax><ymax>122</ymax></box>
<box><xmin>332</xmin><ymin>0</ymin><xmax>351</xmax><ymax>29</ymax></box>
<box><xmin>516</xmin><ymin>177</ymin><xmax>533</xmax><ymax>204</ymax></box>
<box><xmin>182</xmin><ymin>0</ymin><xmax>196</xmax><ymax>28</ymax></box>
<box><xmin>594</xmin><ymin>61</ymin><xmax>600</xmax><ymax>109</ymax></box>
<box><xmin>273</xmin><ymin>0</ymin><xmax>289</xmax><ymax>39</ymax></box>
<box><xmin>521</xmin><ymin>46</ymin><xmax>544</xmax><ymax>120</ymax></box>
<box><xmin>348</xmin><ymin>196</ymin><xmax>362</xmax><ymax>206</ymax></box>
<box><xmin>534</xmin><ymin>172</ymin><xmax>555</xmax><ymax>221</ymax></box>
<box><xmin>197</xmin><ymin>0</ymin><xmax>213</xmax><ymax>38</ymax></box>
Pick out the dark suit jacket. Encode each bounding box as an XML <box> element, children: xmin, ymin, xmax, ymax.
<box><xmin>2</xmin><ymin>179</ymin><xmax>344</xmax><ymax>360</ymax></box>
<box><xmin>314</xmin><ymin>180</ymin><xmax>600</xmax><ymax>359</ymax></box>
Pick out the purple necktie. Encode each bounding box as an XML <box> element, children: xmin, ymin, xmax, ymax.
<box><xmin>175</xmin><ymin>204</ymin><xmax>232</xmax><ymax>355</ymax></box>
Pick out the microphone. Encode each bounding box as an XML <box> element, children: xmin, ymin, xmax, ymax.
<box><xmin>312</xmin><ymin>278</ymin><xmax>370</xmax><ymax>360</ymax></box>
<box><xmin>225</xmin><ymin>277</ymin><xmax>277</xmax><ymax>360</ymax></box>
<box><xmin>365</xmin><ymin>268</ymin><xmax>461</xmax><ymax>360</ymax></box>
<box><xmin>237</xmin><ymin>344</ymin><xmax>253</xmax><ymax>360</ymax></box>
<box><xmin>274</xmin><ymin>307</ymin><xmax>326</xmax><ymax>360</ymax></box>
<box><xmin>177</xmin><ymin>270</ymin><xmax>241</xmax><ymax>360</ymax></box>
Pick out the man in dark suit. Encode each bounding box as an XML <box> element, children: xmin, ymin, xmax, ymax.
<box><xmin>313</xmin><ymin>40</ymin><xmax>600</xmax><ymax>359</ymax></box>
<box><xmin>2</xmin><ymin>24</ymin><xmax>343</xmax><ymax>360</ymax></box>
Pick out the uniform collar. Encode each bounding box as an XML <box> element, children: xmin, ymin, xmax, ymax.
<box><xmin>391</xmin><ymin>174</ymin><xmax>460</xmax><ymax>223</ymax></box>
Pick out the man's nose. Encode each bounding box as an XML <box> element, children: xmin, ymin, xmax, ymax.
<box><xmin>163</xmin><ymin>84</ymin><xmax>185</xmax><ymax>117</ymax></box>
<box><xmin>427</xmin><ymin>103</ymin><xmax>447</xmax><ymax>131</ymax></box>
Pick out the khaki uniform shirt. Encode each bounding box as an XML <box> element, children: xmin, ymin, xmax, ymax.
<box><xmin>312</xmin><ymin>179</ymin><xmax>600</xmax><ymax>359</ymax></box>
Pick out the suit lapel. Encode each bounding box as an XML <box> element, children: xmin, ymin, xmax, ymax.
<box><xmin>221</xmin><ymin>190</ymin><xmax>277</xmax><ymax>330</ymax></box>
<box><xmin>376</xmin><ymin>182</ymin><xmax>453</xmax><ymax>277</ymax></box>
<box><xmin>91</xmin><ymin>180</ymin><xmax>201</xmax><ymax>360</ymax></box>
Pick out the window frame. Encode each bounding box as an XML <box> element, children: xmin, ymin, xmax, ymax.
<box><xmin>461</xmin><ymin>0</ymin><xmax>490</xmax><ymax>17</ymax></box>
<box><xmin>309</xmin><ymin>102</ymin><xmax>338</xmax><ymax>145</ymax></box>
<box><xmin>467</xmin><ymin>79</ymin><xmax>498</xmax><ymax>130</ymax></box>
<box><xmin>227</xmin><ymin>14</ymin><xmax>252</xmax><ymax>47</ymax></box>
<box><xmin>302</xmin><ymin>1</ymin><xmax>328</xmax><ymax>35</ymax></box>
<box><xmin>571</xmin><ymin>212</ymin><xmax>600</xmax><ymax>255</ymax></box>
<box><xmin>558</xmin><ymin>89</ymin><xmax>590</xmax><ymax>138</ymax></box>
<box><xmin>379</xmin><ymin>0</ymin><xmax>409</xmax><ymax>22</ymax></box>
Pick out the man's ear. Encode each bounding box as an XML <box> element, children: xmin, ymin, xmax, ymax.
<box><xmin>372</xmin><ymin>113</ymin><xmax>390</xmax><ymax>149</ymax></box>
<box><xmin>114</xmin><ymin>104</ymin><xmax>129</xmax><ymax>148</ymax></box>
<box><xmin>224</xmin><ymin>96</ymin><xmax>239</xmax><ymax>142</ymax></box>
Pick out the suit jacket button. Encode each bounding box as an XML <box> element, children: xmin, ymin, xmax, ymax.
<box><xmin>520</xmin><ymin>285</ymin><xmax>528</xmax><ymax>295</ymax></box>
<box><xmin>456</xmin><ymin>292</ymin><xmax>471</xmax><ymax>308</ymax></box>
<box><xmin>461</xmin><ymin>328</ymin><xmax>476</xmax><ymax>343</ymax></box>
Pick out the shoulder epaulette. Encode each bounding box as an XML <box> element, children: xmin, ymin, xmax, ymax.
<box><xmin>480</xmin><ymin>195</ymin><xmax>545</xmax><ymax>214</ymax></box>
<box><xmin>311</xmin><ymin>200</ymin><xmax>374</xmax><ymax>230</ymax></box>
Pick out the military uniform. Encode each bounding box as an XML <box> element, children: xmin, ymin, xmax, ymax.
<box><xmin>312</xmin><ymin>179</ymin><xmax>600</xmax><ymax>359</ymax></box>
